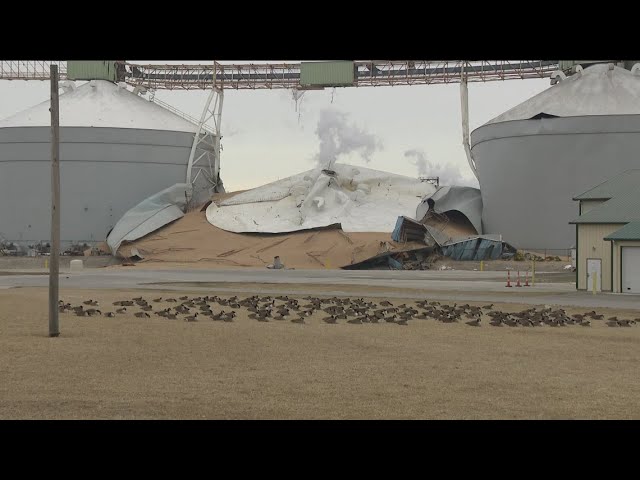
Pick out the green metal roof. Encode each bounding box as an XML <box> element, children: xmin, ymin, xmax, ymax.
<box><xmin>570</xmin><ymin>185</ymin><xmax>640</xmax><ymax>224</ymax></box>
<box><xmin>604</xmin><ymin>222</ymin><xmax>640</xmax><ymax>240</ymax></box>
<box><xmin>300</xmin><ymin>61</ymin><xmax>355</xmax><ymax>87</ymax></box>
<box><xmin>67</xmin><ymin>61</ymin><xmax>118</xmax><ymax>82</ymax></box>
<box><xmin>573</xmin><ymin>169</ymin><xmax>640</xmax><ymax>200</ymax></box>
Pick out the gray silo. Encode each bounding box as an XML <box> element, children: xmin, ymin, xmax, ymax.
<box><xmin>470</xmin><ymin>63</ymin><xmax>640</xmax><ymax>251</ymax></box>
<box><xmin>0</xmin><ymin>79</ymin><xmax>216</xmax><ymax>249</ymax></box>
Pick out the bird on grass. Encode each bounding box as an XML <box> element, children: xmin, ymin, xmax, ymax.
<box><xmin>58</xmin><ymin>303</ymin><xmax>72</xmax><ymax>313</ymax></box>
<box><xmin>323</xmin><ymin>315</ymin><xmax>338</xmax><ymax>324</ymax></box>
<box><xmin>104</xmin><ymin>312</ymin><xmax>116</xmax><ymax>318</ymax></box>
<box><xmin>211</xmin><ymin>311</ymin><xmax>228</xmax><ymax>321</ymax></box>
<box><xmin>222</xmin><ymin>312</ymin><xmax>236</xmax><ymax>322</ymax></box>
<box><xmin>249</xmin><ymin>311</ymin><xmax>269</xmax><ymax>321</ymax></box>
<box><xmin>184</xmin><ymin>313</ymin><xmax>198</xmax><ymax>322</ymax></box>
<box><xmin>249</xmin><ymin>310</ymin><xmax>269</xmax><ymax>321</ymax></box>
<box><xmin>134</xmin><ymin>312</ymin><xmax>150</xmax><ymax>318</ymax></box>
<box><xmin>465</xmin><ymin>318</ymin><xmax>481</xmax><ymax>327</ymax></box>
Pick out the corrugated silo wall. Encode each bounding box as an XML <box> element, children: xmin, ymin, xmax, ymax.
<box><xmin>470</xmin><ymin>115</ymin><xmax>640</xmax><ymax>251</ymax></box>
<box><xmin>0</xmin><ymin>126</ymin><xmax>200</xmax><ymax>247</ymax></box>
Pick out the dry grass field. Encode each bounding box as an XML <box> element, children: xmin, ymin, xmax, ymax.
<box><xmin>1</xmin><ymin>287</ymin><xmax>639</xmax><ymax>419</ymax></box>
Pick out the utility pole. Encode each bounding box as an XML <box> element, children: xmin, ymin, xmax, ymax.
<box><xmin>49</xmin><ymin>64</ymin><xmax>60</xmax><ymax>337</ymax></box>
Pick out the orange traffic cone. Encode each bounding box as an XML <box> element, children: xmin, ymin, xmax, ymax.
<box><xmin>516</xmin><ymin>271</ymin><xmax>522</xmax><ymax>287</ymax></box>
<box><xmin>524</xmin><ymin>270</ymin><xmax>530</xmax><ymax>287</ymax></box>
<box><xmin>506</xmin><ymin>270</ymin><xmax>512</xmax><ymax>287</ymax></box>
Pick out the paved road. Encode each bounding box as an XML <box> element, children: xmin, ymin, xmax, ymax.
<box><xmin>0</xmin><ymin>267</ymin><xmax>567</xmax><ymax>291</ymax></box>
<box><xmin>1</xmin><ymin>267</ymin><xmax>638</xmax><ymax>310</ymax></box>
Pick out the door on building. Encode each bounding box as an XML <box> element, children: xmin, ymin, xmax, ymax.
<box><xmin>621</xmin><ymin>247</ymin><xmax>640</xmax><ymax>294</ymax></box>
<box><xmin>586</xmin><ymin>258</ymin><xmax>602</xmax><ymax>292</ymax></box>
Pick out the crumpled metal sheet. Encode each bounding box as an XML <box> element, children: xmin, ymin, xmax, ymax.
<box><xmin>342</xmin><ymin>246</ymin><xmax>436</xmax><ymax>270</ymax></box>
<box><xmin>206</xmin><ymin>163</ymin><xmax>438</xmax><ymax>234</ymax></box>
<box><xmin>424</xmin><ymin>225</ymin><xmax>453</xmax><ymax>247</ymax></box>
<box><xmin>107</xmin><ymin>183</ymin><xmax>192</xmax><ymax>255</ymax></box>
<box><xmin>416</xmin><ymin>185</ymin><xmax>483</xmax><ymax>235</ymax></box>
<box><xmin>440</xmin><ymin>235</ymin><xmax>517</xmax><ymax>261</ymax></box>
<box><xmin>391</xmin><ymin>216</ymin><xmax>427</xmax><ymax>243</ymax></box>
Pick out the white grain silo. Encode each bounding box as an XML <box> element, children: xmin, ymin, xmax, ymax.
<box><xmin>0</xmin><ymin>79</ymin><xmax>217</xmax><ymax>249</ymax></box>
<box><xmin>470</xmin><ymin>63</ymin><xmax>640</xmax><ymax>251</ymax></box>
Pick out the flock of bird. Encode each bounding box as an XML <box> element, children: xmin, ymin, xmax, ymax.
<box><xmin>58</xmin><ymin>295</ymin><xmax>639</xmax><ymax>328</ymax></box>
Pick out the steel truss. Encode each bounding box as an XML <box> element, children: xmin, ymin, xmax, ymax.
<box><xmin>0</xmin><ymin>59</ymin><xmax>560</xmax><ymax>198</ymax></box>
<box><xmin>0</xmin><ymin>60</ymin><xmax>559</xmax><ymax>90</ymax></box>
<box><xmin>186</xmin><ymin>85</ymin><xmax>224</xmax><ymax>201</ymax></box>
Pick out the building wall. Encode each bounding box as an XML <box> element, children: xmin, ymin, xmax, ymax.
<box><xmin>471</xmin><ymin>115</ymin><xmax>640</xmax><ymax>250</ymax></box>
<box><xmin>579</xmin><ymin>200</ymin><xmax>605</xmax><ymax>215</ymax></box>
<box><xmin>611</xmin><ymin>240</ymin><xmax>640</xmax><ymax>292</ymax></box>
<box><xmin>576</xmin><ymin>223</ymin><xmax>621</xmax><ymax>290</ymax></box>
<box><xmin>0</xmin><ymin>126</ymin><xmax>199</xmax><ymax>247</ymax></box>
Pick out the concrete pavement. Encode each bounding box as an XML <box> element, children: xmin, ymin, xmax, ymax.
<box><xmin>0</xmin><ymin>267</ymin><xmax>638</xmax><ymax>310</ymax></box>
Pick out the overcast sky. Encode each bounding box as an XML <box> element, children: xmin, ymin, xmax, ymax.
<box><xmin>0</xmin><ymin>61</ymin><xmax>550</xmax><ymax>191</ymax></box>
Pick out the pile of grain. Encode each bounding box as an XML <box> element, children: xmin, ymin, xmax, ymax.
<box><xmin>117</xmin><ymin>207</ymin><xmax>425</xmax><ymax>270</ymax></box>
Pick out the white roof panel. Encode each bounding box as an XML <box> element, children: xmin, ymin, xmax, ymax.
<box><xmin>206</xmin><ymin>163</ymin><xmax>438</xmax><ymax>234</ymax></box>
<box><xmin>485</xmin><ymin>64</ymin><xmax>640</xmax><ymax>125</ymax></box>
<box><xmin>0</xmin><ymin>80</ymin><xmax>198</xmax><ymax>133</ymax></box>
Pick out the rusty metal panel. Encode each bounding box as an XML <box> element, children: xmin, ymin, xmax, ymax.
<box><xmin>300</xmin><ymin>61</ymin><xmax>354</xmax><ymax>87</ymax></box>
<box><xmin>67</xmin><ymin>61</ymin><xmax>117</xmax><ymax>81</ymax></box>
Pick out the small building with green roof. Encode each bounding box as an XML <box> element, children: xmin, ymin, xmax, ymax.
<box><xmin>604</xmin><ymin>222</ymin><xmax>640</xmax><ymax>293</ymax></box>
<box><xmin>570</xmin><ymin>170</ymin><xmax>640</xmax><ymax>293</ymax></box>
